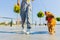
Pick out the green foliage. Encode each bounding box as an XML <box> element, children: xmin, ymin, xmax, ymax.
<box><xmin>14</xmin><ymin>4</ymin><xmax>20</xmax><ymax>14</ymax></box>
<box><xmin>56</xmin><ymin>17</ymin><xmax>60</xmax><ymax>21</ymax></box>
<box><xmin>0</xmin><ymin>22</ymin><xmax>5</xmax><ymax>25</ymax></box>
<box><xmin>37</xmin><ymin>11</ymin><xmax>44</xmax><ymax>18</ymax></box>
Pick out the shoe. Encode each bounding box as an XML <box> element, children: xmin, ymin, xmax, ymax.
<box><xmin>26</xmin><ymin>32</ymin><xmax>30</xmax><ymax>35</ymax></box>
<box><xmin>21</xmin><ymin>29</ymin><xmax>26</xmax><ymax>34</ymax></box>
<box><xmin>22</xmin><ymin>29</ymin><xmax>26</xmax><ymax>33</ymax></box>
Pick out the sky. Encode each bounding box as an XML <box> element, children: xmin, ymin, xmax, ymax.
<box><xmin>0</xmin><ymin>0</ymin><xmax>60</xmax><ymax>24</ymax></box>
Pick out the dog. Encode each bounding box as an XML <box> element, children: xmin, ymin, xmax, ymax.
<box><xmin>45</xmin><ymin>11</ymin><xmax>56</xmax><ymax>35</ymax></box>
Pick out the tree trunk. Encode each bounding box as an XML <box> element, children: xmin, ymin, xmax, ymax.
<box><xmin>40</xmin><ymin>18</ymin><xmax>41</xmax><ymax>25</ymax></box>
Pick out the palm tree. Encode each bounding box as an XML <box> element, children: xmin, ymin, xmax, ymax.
<box><xmin>37</xmin><ymin>11</ymin><xmax>44</xmax><ymax>25</ymax></box>
<box><xmin>56</xmin><ymin>17</ymin><xmax>60</xmax><ymax>21</ymax></box>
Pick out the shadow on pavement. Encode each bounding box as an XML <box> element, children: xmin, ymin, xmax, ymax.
<box><xmin>30</xmin><ymin>31</ymin><xmax>48</xmax><ymax>35</ymax></box>
<box><xmin>0</xmin><ymin>31</ymin><xmax>23</xmax><ymax>34</ymax></box>
<box><xmin>0</xmin><ymin>31</ymin><xmax>48</xmax><ymax>35</ymax></box>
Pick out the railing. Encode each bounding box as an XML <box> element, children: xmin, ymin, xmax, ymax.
<box><xmin>0</xmin><ymin>16</ymin><xmax>60</xmax><ymax>27</ymax></box>
<box><xmin>0</xmin><ymin>16</ymin><xmax>21</xmax><ymax>27</ymax></box>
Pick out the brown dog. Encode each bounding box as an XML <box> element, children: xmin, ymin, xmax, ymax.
<box><xmin>45</xmin><ymin>11</ymin><xmax>56</xmax><ymax>35</ymax></box>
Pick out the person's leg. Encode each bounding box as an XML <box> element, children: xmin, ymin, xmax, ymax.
<box><xmin>25</xmin><ymin>2</ymin><xmax>32</xmax><ymax>34</ymax></box>
<box><xmin>21</xmin><ymin>17</ymin><xmax>26</xmax><ymax>29</ymax></box>
<box><xmin>27</xmin><ymin>17</ymin><xmax>31</xmax><ymax>29</ymax></box>
<box><xmin>26</xmin><ymin>11</ymin><xmax>31</xmax><ymax>34</ymax></box>
<box><xmin>20</xmin><ymin>13</ymin><xmax>26</xmax><ymax>33</ymax></box>
<box><xmin>26</xmin><ymin>15</ymin><xmax>30</xmax><ymax>34</ymax></box>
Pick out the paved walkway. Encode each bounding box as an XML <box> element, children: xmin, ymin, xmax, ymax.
<box><xmin>0</xmin><ymin>25</ymin><xmax>60</xmax><ymax>40</ymax></box>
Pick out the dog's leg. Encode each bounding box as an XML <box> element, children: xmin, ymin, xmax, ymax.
<box><xmin>50</xmin><ymin>27</ymin><xmax>55</xmax><ymax>35</ymax></box>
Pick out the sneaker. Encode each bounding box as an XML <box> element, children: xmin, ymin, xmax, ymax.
<box><xmin>26</xmin><ymin>32</ymin><xmax>30</xmax><ymax>35</ymax></box>
<box><xmin>21</xmin><ymin>29</ymin><xmax>26</xmax><ymax>33</ymax></box>
<box><xmin>22</xmin><ymin>29</ymin><xmax>26</xmax><ymax>33</ymax></box>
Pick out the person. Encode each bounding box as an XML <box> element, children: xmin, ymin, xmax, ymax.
<box><xmin>20</xmin><ymin>0</ymin><xmax>32</xmax><ymax>34</ymax></box>
<box><xmin>45</xmin><ymin>11</ymin><xmax>56</xmax><ymax>35</ymax></box>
